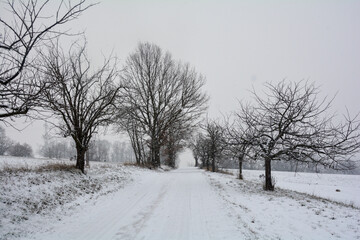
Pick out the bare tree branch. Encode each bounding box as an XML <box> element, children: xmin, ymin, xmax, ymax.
<box><xmin>236</xmin><ymin>80</ymin><xmax>360</xmax><ymax>190</ymax></box>
<box><xmin>0</xmin><ymin>0</ymin><xmax>94</xmax><ymax>120</ymax></box>
<box><xmin>39</xmin><ymin>42</ymin><xmax>121</xmax><ymax>173</ymax></box>
<box><xmin>118</xmin><ymin>42</ymin><xmax>208</xmax><ymax>168</ymax></box>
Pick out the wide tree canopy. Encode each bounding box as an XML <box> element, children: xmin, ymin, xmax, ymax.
<box><xmin>120</xmin><ymin>42</ymin><xmax>208</xmax><ymax>167</ymax></box>
<box><xmin>237</xmin><ymin>80</ymin><xmax>360</xmax><ymax>190</ymax></box>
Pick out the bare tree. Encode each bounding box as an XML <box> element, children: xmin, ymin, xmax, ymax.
<box><xmin>193</xmin><ymin>133</ymin><xmax>211</xmax><ymax>171</ymax></box>
<box><xmin>0</xmin><ymin>0</ymin><xmax>93</xmax><ymax>119</ymax></box>
<box><xmin>162</xmin><ymin>121</ymin><xmax>191</xmax><ymax>168</ymax></box>
<box><xmin>117</xmin><ymin>115</ymin><xmax>148</xmax><ymax>165</ymax></box>
<box><xmin>240</xmin><ymin>80</ymin><xmax>360</xmax><ymax>190</ymax></box>
<box><xmin>201</xmin><ymin>120</ymin><xmax>226</xmax><ymax>172</ymax></box>
<box><xmin>39</xmin><ymin>43</ymin><xmax>121</xmax><ymax>173</ymax></box>
<box><xmin>120</xmin><ymin>42</ymin><xmax>208</xmax><ymax>168</ymax></box>
<box><xmin>224</xmin><ymin>114</ymin><xmax>255</xmax><ymax>180</ymax></box>
<box><xmin>0</xmin><ymin>68</ymin><xmax>45</xmax><ymax>119</ymax></box>
<box><xmin>189</xmin><ymin>133</ymin><xmax>205</xmax><ymax>167</ymax></box>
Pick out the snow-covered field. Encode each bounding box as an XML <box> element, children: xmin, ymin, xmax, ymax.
<box><xmin>207</xmin><ymin>170</ymin><xmax>360</xmax><ymax>239</ymax></box>
<box><xmin>1</xmin><ymin>156</ymin><xmax>359</xmax><ymax>239</ymax></box>
<box><xmin>230</xmin><ymin>169</ymin><xmax>360</xmax><ymax>208</ymax></box>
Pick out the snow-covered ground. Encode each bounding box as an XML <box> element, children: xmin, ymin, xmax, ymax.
<box><xmin>237</xmin><ymin>169</ymin><xmax>360</xmax><ymax>208</ymax></box>
<box><xmin>1</xmin><ymin>156</ymin><xmax>359</xmax><ymax>239</ymax></box>
<box><xmin>207</xmin><ymin>170</ymin><xmax>360</xmax><ymax>239</ymax></box>
<box><xmin>0</xmin><ymin>156</ymin><xmax>138</xmax><ymax>239</ymax></box>
<box><xmin>30</xmin><ymin>167</ymin><xmax>246</xmax><ymax>240</ymax></box>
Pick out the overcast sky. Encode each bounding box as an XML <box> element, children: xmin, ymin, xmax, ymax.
<box><xmin>1</xmin><ymin>0</ymin><xmax>360</xmax><ymax>155</ymax></box>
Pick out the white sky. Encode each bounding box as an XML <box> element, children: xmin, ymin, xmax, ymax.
<box><xmin>1</xmin><ymin>0</ymin><xmax>360</xmax><ymax>156</ymax></box>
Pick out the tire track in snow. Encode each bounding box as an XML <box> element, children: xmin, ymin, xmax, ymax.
<box><xmin>115</xmin><ymin>179</ymin><xmax>171</xmax><ymax>239</ymax></box>
<box><xmin>33</xmin><ymin>168</ymin><xmax>248</xmax><ymax>240</ymax></box>
<box><xmin>206</xmin><ymin>174</ymin><xmax>259</xmax><ymax>240</ymax></box>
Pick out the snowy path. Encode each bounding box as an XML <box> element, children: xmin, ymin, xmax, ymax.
<box><xmin>32</xmin><ymin>167</ymin><xmax>246</xmax><ymax>240</ymax></box>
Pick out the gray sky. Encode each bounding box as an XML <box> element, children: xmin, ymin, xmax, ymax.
<box><xmin>2</xmin><ymin>0</ymin><xmax>360</xmax><ymax>154</ymax></box>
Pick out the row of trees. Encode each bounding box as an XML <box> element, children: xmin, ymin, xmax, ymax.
<box><xmin>40</xmin><ymin>135</ymin><xmax>135</xmax><ymax>163</ymax></box>
<box><xmin>2</xmin><ymin>1</ymin><xmax>359</xmax><ymax>190</ymax></box>
<box><xmin>86</xmin><ymin>138</ymin><xmax>135</xmax><ymax>163</ymax></box>
<box><xmin>1</xmin><ymin>0</ymin><xmax>96</xmax><ymax>171</ymax></box>
<box><xmin>1</xmin><ymin>0</ymin><xmax>208</xmax><ymax>173</ymax></box>
<box><xmin>0</xmin><ymin>126</ymin><xmax>33</xmax><ymax>157</ymax></box>
<box><xmin>1</xmin><ymin>123</ymin><xmax>134</xmax><ymax>162</ymax></box>
<box><xmin>36</xmin><ymin>41</ymin><xmax>207</xmax><ymax>172</ymax></box>
<box><xmin>191</xmin><ymin>81</ymin><xmax>360</xmax><ymax>190</ymax></box>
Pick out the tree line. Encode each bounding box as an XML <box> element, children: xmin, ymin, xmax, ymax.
<box><xmin>1</xmin><ymin>0</ymin><xmax>208</xmax><ymax>173</ymax></box>
<box><xmin>40</xmin><ymin>123</ymin><xmax>135</xmax><ymax>163</ymax></box>
<box><xmin>190</xmin><ymin>81</ymin><xmax>360</xmax><ymax>190</ymax></box>
<box><xmin>0</xmin><ymin>126</ymin><xmax>33</xmax><ymax>157</ymax></box>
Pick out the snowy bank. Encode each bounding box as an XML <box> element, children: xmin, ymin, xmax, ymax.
<box><xmin>0</xmin><ymin>156</ymin><xmax>136</xmax><ymax>240</ymax></box>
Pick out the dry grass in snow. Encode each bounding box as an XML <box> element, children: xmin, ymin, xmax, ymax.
<box><xmin>0</xmin><ymin>156</ymin><xmax>136</xmax><ymax>240</ymax></box>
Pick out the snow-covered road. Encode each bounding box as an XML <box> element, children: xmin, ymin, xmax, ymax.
<box><xmin>4</xmin><ymin>160</ymin><xmax>358</xmax><ymax>240</ymax></box>
<box><xmin>33</xmin><ymin>167</ymin><xmax>245</xmax><ymax>240</ymax></box>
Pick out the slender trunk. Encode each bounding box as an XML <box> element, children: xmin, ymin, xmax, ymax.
<box><xmin>169</xmin><ymin>148</ymin><xmax>176</xmax><ymax>168</ymax></box>
<box><xmin>135</xmin><ymin>139</ymin><xmax>141</xmax><ymax>165</ymax></box>
<box><xmin>134</xmin><ymin>149</ymin><xmax>140</xmax><ymax>165</ymax></box>
<box><xmin>129</xmin><ymin>130</ymin><xmax>141</xmax><ymax>165</ymax></box>
<box><xmin>194</xmin><ymin>157</ymin><xmax>198</xmax><ymax>167</ymax></box>
<box><xmin>140</xmin><ymin>142</ymin><xmax>145</xmax><ymax>165</ymax></box>
<box><xmin>211</xmin><ymin>157</ymin><xmax>216</xmax><ymax>172</ymax></box>
<box><xmin>264</xmin><ymin>157</ymin><xmax>274</xmax><ymax>190</ymax></box>
<box><xmin>238</xmin><ymin>156</ymin><xmax>243</xmax><ymax>180</ymax></box>
<box><xmin>206</xmin><ymin>157</ymin><xmax>209</xmax><ymax>170</ymax></box>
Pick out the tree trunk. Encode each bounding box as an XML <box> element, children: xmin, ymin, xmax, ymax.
<box><xmin>238</xmin><ymin>156</ymin><xmax>243</xmax><ymax>180</ymax></box>
<box><xmin>76</xmin><ymin>146</ymin><xmax>86</xmax><ymax>174</ymax></box>
<box><xmin>264</xmin><ymin>157</ymin><xmax>274</xmax><ymax>190</ymax></box>
<box><xmin>129</xmin><ymin>128</ymin><xmax>143</xmax><ymax>165</ymax></box>
<box><xmin>134</xmin><ymin>138</ymin><xmax>142</xmax><ymax>165</ymax></box>
<box><xmin>165</xmin><ymin>140</ymin><xmax>176</xmax><ymax>168</ymax></box>
<box><xmin>169</xmin><ymin>150</ymin><xmax>176</xmax><ymax>168</ymax></box>
<box><xmin>155</xmin><ymin>147</ymin><xmax>161</xmax><ymax>167</ymax></box>
<box><xmin>150</xmin><ymin>138</ymin><xmax>161</xmax><ymax>168</ymax></box>
<box><xmin>194</xmin><ymin>157</ymin><xmax>198</xmax><ymax>167</ymax></box>
<box><xmin>211</xmin><ymin>157</ymin><xmax>216</xmax><ymax>172</ymax></box>
<box><xmin>206</xmin><ymin>157</ymin><xmax>209</xmax><ymax>170</ymax></box>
